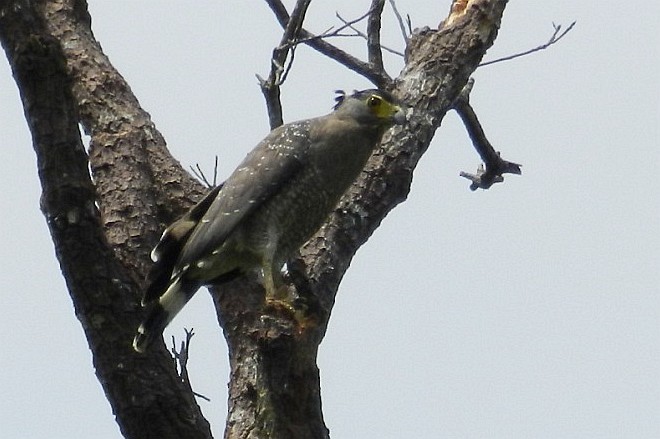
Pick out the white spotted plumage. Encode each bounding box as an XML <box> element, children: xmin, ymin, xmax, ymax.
<box><xmin>133</xmin><ymin>89</ymin><xmax>405</xmax><ymax>353</ymax></box>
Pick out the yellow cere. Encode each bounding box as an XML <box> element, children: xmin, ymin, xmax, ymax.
<box><xmin>367</xmin><ymin>94</ymin><xmax>399</xmax><ymax>119</ymax></box>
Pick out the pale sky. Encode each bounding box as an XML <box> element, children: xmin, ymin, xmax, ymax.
<box><xmin>1</xmin><ymin>1</ymin><xmax>658</xmax><ymax>438</ymax></box>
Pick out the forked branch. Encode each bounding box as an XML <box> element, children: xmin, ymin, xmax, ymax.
<box><xmin>258</xmin><ymin>0</ymin><xmax>313</xmax><ymax>129</ymax></box>
<box><xmin>300</xmin><ymin>10</ymin><xmax>371</xmax><ymax>45</ymax></box>
<box><xmin>171</xmin><ymin>329</ymin><xmax>210</xmax><ymax>402</ymax></box>
<box><xmin>480</xmin><ymin>21</ymin><xmax>576</xmax><ymax>67</ymax></box>
<box><xmin>190</xmin><ymin>156</ymin><xmax>219</xmax><ymax>188</ymax></box>
<box><xmin>454</xmin><ymin>79</ymin><xmax>522</xmax><ymax>190</ymax></box>
<box><xmin>263</xmin><ymin>0</ymin><xmax>393</xmax><ymax>89</ymax></box>
<box><xmin>335</xmin><ymin>12</ymin><xmax>404</xmax><ymax>57</ymax></box>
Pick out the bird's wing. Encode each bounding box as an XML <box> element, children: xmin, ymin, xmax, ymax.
<box><xmin>176</xmin><ymin>121</ymin><xmax>312</xmax><ymax>269</ymax></box>
<box><xmin>142</xmin><ymin>184</ymin><xmax>223</xmax><ymax>305</ymax></box>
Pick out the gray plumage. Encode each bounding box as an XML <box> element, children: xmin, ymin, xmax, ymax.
<box><xmin>133</xmin><ymin>89</ymin><xmax>405</xmax><ymax>352</ymax></box>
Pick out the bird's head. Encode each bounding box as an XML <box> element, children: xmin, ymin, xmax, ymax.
<box><xmin>333</xmin><ymin>89</ymin><xmax>406</xmax><ymax>127</ymax></box>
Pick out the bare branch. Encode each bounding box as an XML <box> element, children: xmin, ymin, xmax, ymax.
<box><xmin>479</xmin><ymin>21</ymin><xmax>576</xmax><ymax>67</ymax></box>
<box><xmin>259</xmin><ymin>0</ymin><xmax>312</xmax><ymax>129</ymax></box>
<box><xmin>190</xmin><ymin>156</ymin><xmax>220</xmax><ymax>188</ymax></box>
<box><xmin>367</xmin><ymin>0</ymin><xmax>385</xmax><ymax>70</ymax></box>
<box><xmin>335</xmin><ymin>13</ymin><xmax>404</xmax><ymax>57</ymax></box>
<box><xmin>306</xmin><ymin>10</ymin><xmax>370</xmax><ymax>42</ymax></box>
<box><xmin>171</xmin><ymin>329</ymin><xmax>211</xmax><ymax>402</ymax></box>
<box><xmin>213</xmin><ymin>155</ymin><xmax>219</xmax><ymax>187</ymax></box>
<box><xmin>263</xmin><ymin>0</ymin><xmax>392</xmax><ymax>88</ymax></box>
<box><xmin>387</xmin><ymin>0</ymin><xmax>409</xmax><ymax>43</ymax></box>
<box><xmin>190</xmin><ymin>164</ymin><xmax>207</xmax><ymax>187</ymax></box>
<box><xmin>190</xmin><ymin>164</ymin><xmax>210</xmax><ymax>188</ymax></box>
<box><xmin>453</xmin><ymin>79</ymin><xmax>522</xmax><ymax>190</ymax></box>
<box><xmin>263</xmin><ymin>0</ymin><xmax>289</xmax><ymax>27</ymax></box>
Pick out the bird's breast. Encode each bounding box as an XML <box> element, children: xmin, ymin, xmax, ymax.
<box><xmin>239</xmin><ymin>167</ymin><xmax>334</xmax><ymax>261</ymax></box>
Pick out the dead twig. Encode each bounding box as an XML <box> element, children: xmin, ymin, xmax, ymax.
<box><xmin>295</xmin><ymin>10</ymin><xmax>370</xmax><ymax>44</ymax></box>
<box><xmin>286</xmin><ymin>6</ymin><xmax>403</xmax><ymax>63</ymax></box>
<box><xmin>258</xmin><ymin>0</ymin><xmax>312</xmax><ymax>129</ymax></box>
<box><xmin>479</xmin><ymin>21</ymin><xmax>576</xmax><ymax>67</ymax></box>
<box><xmin>190</xmin><ymin>156</ymin><xmax>219</xmax><ymax>188</ymax></box>
<box><xmin>263</xmin><ymin>0</ymin><xmax>392</xmax><ymax>89</ymax></box>
<box><xmin>171</xmin><ymin>329</ymin><xmax>211</xmax><ymax>402</ymax></box>
<box><xmin>453</xmin><ymin>79</ymin><xmax>522</xmax><ymax>190</ymax></box>
<box><xmin>387</xmin><ymin>0</ymin><xmax>409</xmax><ymax>42</ymax></box>
<box><xmin>335</xmin><ymin>12</ymin><xmax>404</xmax><ymax>57</ymax></box>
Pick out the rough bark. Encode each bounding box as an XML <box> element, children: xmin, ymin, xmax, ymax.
<box><xmin>0</xmin><ymin>1</ymin><xmax>211</xmax><ymax>438</ymax></box>
<box><xmin>0</xmin><ymin>0</ymin><xmax>508</xmax><ymax>438</ymax></box>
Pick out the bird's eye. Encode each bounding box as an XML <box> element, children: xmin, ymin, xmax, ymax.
<box><xmin>367</xmin><ymin>95</ymin><xmax>381</xmax><ymax>107</ymax></box>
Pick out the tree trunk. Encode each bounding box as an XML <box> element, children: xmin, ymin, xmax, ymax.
<box><xmin>0</xmin><ymin>0</ymin><xmax>508</xmax><ymax>437</ymax></box>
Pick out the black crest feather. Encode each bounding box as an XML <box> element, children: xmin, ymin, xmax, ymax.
<box><xmin>333</xmin><ymin>88</ymin><xmax>396</xmax><ymax>110</ymax></box>
<box><xmin>333</xmin><ymin>89</ymin><xmax>346</xmax><ymax>109</ymax></box>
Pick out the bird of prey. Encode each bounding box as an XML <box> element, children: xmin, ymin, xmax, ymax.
<box><xmin>133</xmin><ymin>89</ymin><xmax>405</xmax><ymax>352</ymax></box>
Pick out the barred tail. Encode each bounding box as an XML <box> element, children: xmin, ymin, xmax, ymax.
<box><xmin>133</xmin><ymin>275</ymin><xmax>200</xmax><ymax>353</ymax></box>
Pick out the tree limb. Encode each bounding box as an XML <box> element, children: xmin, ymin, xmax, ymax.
<box><xmin>263</xmin><ymin>0</ymin><xmax>392</xmax><ymax>88</ymax></box>
<box><xmin>222</xmin><ymin>1</ymin><xmax>511</xmax><ymax>437</ymax></box>
<box><xmin>294</xmin><ymin>0</ymin><xmax>511</xmax><ymax>299</ymax></box>
<box><xmin>40</xmin><ymin>0</ymin><xmax>206</xmax><ymax>277</ymax></box>
<box><xmin>479</xmin><ymin>21</ymin><xmax>576</xmax><ymax>67</ymax></box>
<box><xmin>2</xmin><ymin>0</ymin><xmax>515</xmax><ymax>438</ymax></box>
<box><xmin>367</xmin><ymin>0</ymin><xmax>385</xmax><ymax>70</ymax></box>
<box><xmin>0</xmin><ymin>1</ymin><xmax>212</xmax><ymax>438</ymax></box>
<box><xmin>258</xmin><ymin>0</ymin><xmax>312</xmax><ymax>129</ymax></box>
<box><xmin>453</xmin><ymin>79</ymin><xmax>522</xmax><ymax>190</ymax></box>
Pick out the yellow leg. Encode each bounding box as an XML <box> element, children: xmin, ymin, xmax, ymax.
<box><xmin>261</xmin><ymin>263</ymin><xmax>313</xmax><ymax>330</ymax></box>
<box><xmin>261</xmin><ymin>262</ymin><xmax>287</xmax><ymax>300</ymax></box>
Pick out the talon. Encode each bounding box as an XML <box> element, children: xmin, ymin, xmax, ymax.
<box><xmin>264</xmin><ymin>295</ymin><xmax>315</xmax><ymax>333</ymax></box>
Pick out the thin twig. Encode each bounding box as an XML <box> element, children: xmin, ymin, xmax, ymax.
<box><xmin>453</xmin><ymin>79</ymin><xmax>522</xmax><ymax>191</ymax></box>
<box><xmin>212</xmin><ymin>155</ymin><xmax>218</xmax><ymax>186</ymax></box>
<box><xmin>367</xmin><ymin>0</ymin><xmax>385</xmax><ymax>70</ymax></box>
<box><xmin>274</xmin><ymin>0</ymin><xmax>313</xmax><ymax>87</ymax></box>
<box><xmin>297</xmin><ymin>10</ymin><xmax>370</xmax><ymax>44</ymax></box>
<box><xmin>387</xmin><ymin>0</ymin><xmax>409</xmax><ymax>43</ymax></box>
<box><xmin>335</xmin><ymin>13</ymin><xmax>404</xmax><ymax>57</ymax></box>
<box><xmin>278</xmin><ymin>0</ymin><xmax>312</xmax><ymax>70</ymax></box>
<box><xmin>278</xmin><ymin>43</ymin><xmax>297</xmax><ymax>85</ymax></box>
<box><xmin>171</xmin><ymin>329</ymin><xmax>211</xmax><ymax>402</ymax></box>
<box><xmin>259</xmin><ymin>0</ymin><xmax>312</xmax><ymax>129</ymax></box>
<box><xmin>190</xmin><ymin>164</ymin><xmax>208</xmax><ymax>187</ymax></box>
<box><xmin>190</xmin><ymin>156</ymin><xmax>220</xmax><ymax>188</ymax></box>
<box><xmin>263</xmin><ymin>0</ymin><xmax>392</xmax><ymax>89</ymax></box>
<box><xmin>479</xmin><ymin>21</ymin><xmax>576</xmax><ymax>67</ymax></box>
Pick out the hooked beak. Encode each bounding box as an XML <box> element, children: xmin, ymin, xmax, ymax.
<box><xmin>391</xmin><ymin>105</ymin><xmax>407</xmax><ymax>124</ymax></box>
